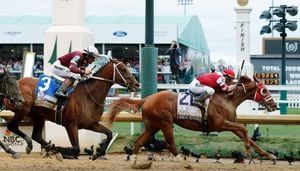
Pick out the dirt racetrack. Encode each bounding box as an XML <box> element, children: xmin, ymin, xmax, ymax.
<box><xmin>0</xmin><ymin>153</ymin><xmax>299</xmax><ymax>171</ymax></box>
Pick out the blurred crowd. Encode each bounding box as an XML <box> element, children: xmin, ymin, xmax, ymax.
<box><xmin>0</xmin><ymin>59</ymin><xmax>43</xmax><ymax>78</ymax></box>
<box><xmin>1</xmin><ymin>57</ymin><xmax>230</xmax><ymax>84</ymax></box>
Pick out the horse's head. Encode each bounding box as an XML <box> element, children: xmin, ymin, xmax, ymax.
<box><xmin>238</xmin><ymin>75</ymin><xmax>277</xmax><ymax>112</ymax></box>
<box><xmin>0</xmin><ymin>69</ymin><xmax>24</xmax><ymax>110</ymax></box>
<box><xmin>92</xmin><ymin>58</ymin><xmax>139</xmax><ymax>92</ymax></box>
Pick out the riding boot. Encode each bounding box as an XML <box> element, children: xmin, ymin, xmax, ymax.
<box><xmin>192</xmin><ymin>91</ymin><xmax>210</xmax><ymax>108</ymax></box>
<box><xmin>55</xmin><ymin>78</ymin><xmax>74</xmax><ymax>98</ymax></box>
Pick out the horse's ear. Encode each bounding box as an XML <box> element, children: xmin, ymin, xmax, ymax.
<box><xmin>253</xmin><ymin>73</ymin><xmax>260</xmax><ymax>83</ymax></box>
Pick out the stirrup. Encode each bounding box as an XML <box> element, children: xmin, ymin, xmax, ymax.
<box><xmin>192</xmin><ymin>101</ymin><xmax>205</xmax><ymax>109</ymax></box>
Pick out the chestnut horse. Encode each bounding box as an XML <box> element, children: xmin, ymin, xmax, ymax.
<box><xmin>5</xmin><ymin>58</ymin><xmax>139</xmax><ymax>159</ymax></box>
<box><xmin>105</xmin><ymin>75</ymin><xmax>278</xmax><ymax>161</ymax></box>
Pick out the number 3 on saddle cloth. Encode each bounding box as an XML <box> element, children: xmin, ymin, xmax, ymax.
<box><xmin>177</xmin><ymin>92</ymin><xmax>208</xmax><ymax>123</ymax></box>
<box><xmin>35</xmin><ymin>74</ymin><xmax>74</xmax><ymax>124</ymax></box>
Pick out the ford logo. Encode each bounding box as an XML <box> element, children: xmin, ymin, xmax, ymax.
<box><xmin>113</xmin><ymin>31</ymin><xmax>127</xmax><ymax>37</ymax></box>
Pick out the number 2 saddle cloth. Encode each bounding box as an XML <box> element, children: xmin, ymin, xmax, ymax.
<box><xmin>177</xmin><ymin>92</ymin><xmax>205</xmax><ymax>122</ymax></box>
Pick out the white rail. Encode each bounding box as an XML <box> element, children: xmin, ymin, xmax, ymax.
<box><xmin>110</xmin><ymin>84</ymin><xmax>300</xmax><ymax>108</ymax></box>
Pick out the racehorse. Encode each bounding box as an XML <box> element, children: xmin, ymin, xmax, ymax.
<box><xmin>4</xmin><ymin>58</ymin><xmax>139</xmax><ymax>159</ymax></box>
<box><xmin>0</xmin><ymin>68</ymin><xmax>24</xmax><ymax>159</ymax></box>
<box><xmin>104</xmin><ymin>75</ymin><xmax>278</xmax><ymax>162</ymax></box>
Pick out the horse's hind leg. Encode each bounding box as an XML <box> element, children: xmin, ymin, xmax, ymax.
<box><xmin>7</xmin><ymin>111</ymin><xmax>33</xmax><ymax>154</ymax></box>
<box><xmin>161</xmin><ymin>124</ymin><xmax>179</xmax><ymax>157</ymax></box>
<box><xmin>87</xmin><ymin>122</ymin><xmax>113</xmax><ymax>160</ymax></box>
<box><xmin>133</xmin><ymin>129</ymin><xmax>158</xmax><ymax>155</ymax></box>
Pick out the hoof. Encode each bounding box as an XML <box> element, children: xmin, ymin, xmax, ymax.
<box><xmin>55</xmin><ymin>153</ymin><xmax>64</xmax><ymax>162</ymax></box>
<box><xmin>12</xmin><ymin>152</ymin><xmax>21</xmax><ymax>159</ymax></box>
<box><xmin>99</xmin><ymin>156</ymin><xmax>108</xmax><ymax>160</ymax></box>
<box><xmin>91</xmin><ymin>153</ymin><xmax>98</xmax><ymax>161</ymax></box>
<box><xmin>26</xmin><ymin>145</ymin><xmax>32</xmax><ymax>154</ymax></box>
<box><xmin>183</xmin><ymin>163</ymin><xmax>193</xmax><ymax>170</ymax></box>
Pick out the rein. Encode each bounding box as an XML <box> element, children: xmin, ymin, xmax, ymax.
<box><xmin>84</xmin><ymin>61</ymin><xmax>128</xmax><ymax>106</ymax></box>
<box><xmin>240</xmin><ymin>83</ymin><xmax>247</xmax><ymax>94</ymax></box>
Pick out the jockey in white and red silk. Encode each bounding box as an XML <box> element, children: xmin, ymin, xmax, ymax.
<box><xmin>189</xmin><ymin>68</ymin><xmax>237</xmax><ymax>107</ymax></box>
<box><xmin>51</xmin><ymin>46</ymin><xmax>100</xmax><ymax>98</ymax></box>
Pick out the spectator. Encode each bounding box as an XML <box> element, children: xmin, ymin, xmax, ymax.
<box><xmin>165</xmin><ymin>40</ymin><xmax>182</xmax><ymax>83</ymax></box>
<box><xmin>160</xmin><ymin>60</ymin><xmax>171</xmax><ymax>84</ymax></box>
<box><xmin>182</xmin><ymin>59</ymin><xmax>193</xmax><ymax>84</ymax></box>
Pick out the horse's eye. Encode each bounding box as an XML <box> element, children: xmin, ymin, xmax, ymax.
<box><xmin>260</xmin><ymin>88</ymin><xmax>268</xmax><ymax>96</ymax></box>
<box><xmin>262</xmin><ymin>88</ymin><xmax>268</xmax><ymax>94</ymax></box>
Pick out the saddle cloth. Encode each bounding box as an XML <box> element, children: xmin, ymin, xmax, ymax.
<box><xmin>34</xmin><ymin>74</ymin><xmax>74</xmax><ymax>109</ymax></box>
<box><xmin>177</xmin><ymin>92</ymin><xmax>203</xmax><ymax>122</ymax></box>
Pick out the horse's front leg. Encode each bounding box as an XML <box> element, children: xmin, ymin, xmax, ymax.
<box><xmin>62</xmin><ymin>123</ymin><xmax>80</xmax><ymax>159</ymax></box>
<box><xmin>7</xmin><ymin>111</ymin><xmax>33</xmax><ymax>154</ymax></box>
<box><xmin>233</xmin><ymin>130</ymin><xmax>276</xmax><ymax>160</ymax></box>
<box><xmin>88</xmin><ymin>122</ymin><xmax>113</xmax><ymax>160</ymax></box>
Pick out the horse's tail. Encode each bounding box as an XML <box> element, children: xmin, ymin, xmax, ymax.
<box><xmin>103</xmin><ymin>98</ymin><xmax>146</xmax><ymax>128</ymax></box>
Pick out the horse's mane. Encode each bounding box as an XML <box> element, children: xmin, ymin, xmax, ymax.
<box><xmin>239</xmin><ymin>75</ymin><xmax>252</xmax><ymax>83</ymax></box>
<box><xmin>214</xmin><ymin>75</ymin><xmax>252</xmax><ymax>98</ymax></box>
<box><xmin>78</xmin><ymin>58</ymin><xmax>122</xmax><ymax>86</ymax></box>
<box><xmin>88</xmin><ymin>55</ymin><xmax>111</xmax><ymax>74</ymax></box>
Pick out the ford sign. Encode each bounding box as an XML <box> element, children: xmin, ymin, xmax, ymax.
<box><xmin>113</xmin><ymin>31</ymin><xmax>127</xmax><ymax>37</ymax></box>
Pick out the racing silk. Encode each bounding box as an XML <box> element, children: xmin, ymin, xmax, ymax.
<box><xmin>58</xmin><ymin>51</ymin><xmax>86</xmax><ymax>74</ymax></box>
<box><xmin>196</xmin><ymin>72</ymin><xmax>229</xmax><ymax>91</ymax></box>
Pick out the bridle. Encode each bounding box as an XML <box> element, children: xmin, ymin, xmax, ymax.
<box><xmin>84</xmin><ymin>61</ymin><xmax>130</xmax><ymax>106</ymax></box>
<box><xmin>0</xmin><ymin>72</ymin><xmax>17</xmax><ymax>97</ymax></box>
<box><xmin>239</xmin><ymin>82</ymin><xmax>273</xmax><ymax>104</ymax></box>
<box><xmin>253</xmin><ymin>82</ymin><xmax>273</xmax><ymax>104</ymax></box>
<box><xmin>87</xmin><ymin>61</ymin><xmax>129</xmax><ymax>87</ymax></box>
<box><xmin>0</xmin><ymin>71</ymin><xmax>21</xmax><ymax>109</ymax></box>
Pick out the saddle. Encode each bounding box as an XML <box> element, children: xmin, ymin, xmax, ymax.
<box><xmin>35</xmin><ymin>74</ymin><xmax>75</xmax><ymax>125</ymax></box>
<box><xmin>177</xmin><ymin>92</ymin><xmax>209</xmax><ymax>134</ymax></box>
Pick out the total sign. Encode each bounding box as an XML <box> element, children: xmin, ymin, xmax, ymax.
<box><xmin>251</xmin><ymin>57</ymin><xmax>300</xmax><ymax>85</ymax></box>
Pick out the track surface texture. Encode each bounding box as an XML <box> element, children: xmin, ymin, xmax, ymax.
<box><xmin>0</xmin><ymin>153</ymin><xmax>299</xmax><ymax>171</ymax></box>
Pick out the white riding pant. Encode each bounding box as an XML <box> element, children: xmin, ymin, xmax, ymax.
<box><xmin>188</xmin><ymin>78</ymin><xmax>215</xmax><ymax>95</ymax></box>
<box><xmin>51</xmin><ymin>60</ymin><xmax>82</xmax><ymax>80</ymax></box>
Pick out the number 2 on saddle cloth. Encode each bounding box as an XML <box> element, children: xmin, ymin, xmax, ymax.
<box><xmin>35</xmin><ymin>74</ymin><xmax>74</xmax><ymax>125</ymax></box>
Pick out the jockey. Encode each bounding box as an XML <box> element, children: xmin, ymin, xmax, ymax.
<box><xmin>188</xmin><ymin>68</ymin><xmax>236</xmax><ymax>107</ymax></box>
<box><xmin>51</xmin><ymin>46</ymin><xmax>99</xmax><ymax>98</ymax></box>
